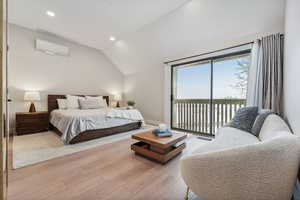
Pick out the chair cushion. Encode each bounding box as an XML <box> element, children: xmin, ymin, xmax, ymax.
<box><xmin>259</xmin><ymin>114</ymin><xmax>292</xmax><ymax>141</ymax></box>
<box><xmin>193</xmin><ymin>127</ymin><xmax>259</xmax><ymax>155</ymax></box>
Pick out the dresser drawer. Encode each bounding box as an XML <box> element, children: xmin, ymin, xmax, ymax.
<box><xmin>16</xmin><ymin>121</ymin><xmax>49</xmax><ymax>128</ymax></box>
<box><xmin>16</xmin><ymin>117</ymin><xmax>48</xmax><ymax>124</ymax></box>
<box><xmin>16</xmin><ymin>125</ymin><xmax>49</xmax><ymax>135</ymax></box>
<box><xmin>16</xmin><ymin>114</ymin><xmax>48</xmax><ymax>120</ymax></box>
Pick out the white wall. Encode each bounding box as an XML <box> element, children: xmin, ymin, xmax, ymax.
<box><xmin>8</xmin><ymin>24</ymin><xmax>124</xmax><ymax>132</ymax></box>
<box><xmin>103</xmin><ymin>0</ymin><xmax>285</xmax><ymax>125</ymax></box>
<box><xmin>124</xmin><ymin>67</ymin><xmax>165</xmax><ymax>124</ymax></box>
<box><xmin>283</xmin><ymin>0</ymin><xmax>300</xmax><ymax>135</ymax></box>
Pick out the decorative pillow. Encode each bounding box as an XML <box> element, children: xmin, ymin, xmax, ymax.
<box><xmin>98</xmin><ymin>99</ymin><xmax>108</xmax><ymax>107</ymax></box>
<box><xmin>85</xmin><ymin>96</ymin><xmax>108</xmax><ymax>107</ymax></box>
<box><xmin>79</xmin><ymin>99</ymin><xmax>103</xmax><ymax>109</ymax></box>
<box><xmin>251</xmin><ymin>109</ymin><xmax>274</xmax><ymax>137</ymax></box>
<box><xmin>66</xmin><ymin>95</ymin><xmax>84</xmax><ymax>109</ymax></box>
<box><xmin>224</xmin><ymin>106</ymin><xmax>258</xmax><ymax>133</ymax></box>
<box><xmin>57</xmin><ymin>99</ymin><xmax>68</xmax><ymax>110</ymax></box>
<box><xmin>85</xmin><ymin>96</ymin><xmax>103</xmax><ymax>99</ymax></box>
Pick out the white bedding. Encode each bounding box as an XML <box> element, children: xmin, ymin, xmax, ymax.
<box><xmin>50</xmin><ymin>108</ymin><xmax>144</xmax><ymax>144</ymax></box>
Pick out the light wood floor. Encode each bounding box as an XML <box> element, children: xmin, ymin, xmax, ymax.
<box><xmin>8</xmin><ymin>135</ymin><xmax>205</xmax><ymax>200</ymax></box>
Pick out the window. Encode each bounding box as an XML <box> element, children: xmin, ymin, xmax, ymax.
<box><xmin>171</xmin><ymin>51</ymin><xmax>251</xmax><ymax>135</ymax></box>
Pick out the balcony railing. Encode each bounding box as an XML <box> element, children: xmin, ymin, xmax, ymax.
<box><xmin>172</xmin><ymin>99</ymin><xmax>246</xmax><ymax>135</ymax></box>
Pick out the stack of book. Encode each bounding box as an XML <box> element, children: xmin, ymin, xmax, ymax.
<box><xmin>153</xmin><ymin>129</ymin><xmax>173</xmax><ymax>137</ymax></box>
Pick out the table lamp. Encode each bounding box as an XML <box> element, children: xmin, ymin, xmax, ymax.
<box><xmin>24</xmin><ymin>91</ymin><xmax>40</xmax><ymax>112</ymax></box>
<box><xmin>114</xmin><ymin>94</ymin><xmax>122</xmax><ymax>107</ymax></box>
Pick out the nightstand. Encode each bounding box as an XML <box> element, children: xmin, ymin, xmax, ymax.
<box><xmin>16</xmin><ymin>111</ymin><xmax>49</xmax><ymax>135</ymax></box>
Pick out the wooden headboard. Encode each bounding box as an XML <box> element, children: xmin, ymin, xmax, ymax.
<box><xmin>48</xmin><ymin>95</ymin><xmax>109</xmax><ymax>113</ymax></box>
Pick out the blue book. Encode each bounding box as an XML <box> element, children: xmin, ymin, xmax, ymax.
<box><xmin>153</xmin><ymin>129</ymin><xmax>173</xmax><ymax>137</ymax></box>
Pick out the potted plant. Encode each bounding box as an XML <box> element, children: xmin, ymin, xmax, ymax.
<box><xmin>127</xmin><ymin>100</ymin><xmax>136</xmax><ymax>109</ymax></box>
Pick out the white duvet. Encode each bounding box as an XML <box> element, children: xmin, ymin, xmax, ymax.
<box><xmin>50</xmin><ymin>108</ymin><xmax>144</xmax><ymax>144</ymax></box>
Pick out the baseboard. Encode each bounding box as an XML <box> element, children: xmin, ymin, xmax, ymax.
<box><xmin>145</xmin><ymin>119</ymin><xmax>161</xmax><ymax>126</ymax></box>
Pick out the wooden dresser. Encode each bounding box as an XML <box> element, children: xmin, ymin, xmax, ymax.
<box><xmin>16</xmin><ymin>112</ymin><xmax>49</xmax><ymax>135</ymax></box>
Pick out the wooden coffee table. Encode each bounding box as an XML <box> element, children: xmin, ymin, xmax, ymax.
<box><xmin>131</xmin><ymin>130</ymin><xmax>187</xmax><ymax>164</ymax></box>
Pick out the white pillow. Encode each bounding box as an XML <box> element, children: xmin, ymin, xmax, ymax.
<box><xmin>79</xmin><ymin>99</ymin><xmax>103</xmax><ymax>109</ymax></box>
<box><xmin>99</xmin><ymin>99</ymin><xmax>108</xmax><ymax>107</ymax></box>
<box><xmin>66</xmin><ymin>95</ymin><xmax>85</xmax><ymax>109</ymax></box>
<box><xmin>85</xmin><ymin>96</ymin><xmax>103</xmax><ymax>100</ymax></box>
<box><xmin>85</xmin><ymin>96</ymin><xmax>108</xmax><ymax>107</ymax></box>
<box><xmin>57</xmin><ymin>99</ymin><xmax>68</xmax><ymax>110</ymax></box>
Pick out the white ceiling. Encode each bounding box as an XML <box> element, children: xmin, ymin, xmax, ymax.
<box><xmin>104</xmin><ymin>0</ymin><xmax>286</xmax><ymax>74</ymax></box>
<box><xmin>9</xmin><ymin>0</ymin><xmax>286</xmax><ymax>75</ymax></box>
<box><xmin>8</xmin><ymin>0</ymin><xmax>190</xmax><ymax>49</ymax></box>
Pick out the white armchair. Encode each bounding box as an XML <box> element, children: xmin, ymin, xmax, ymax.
<box><xmin>180</xmin><ymin>115</ymin><xmax>300</xmax><ymax>200</ymax></box>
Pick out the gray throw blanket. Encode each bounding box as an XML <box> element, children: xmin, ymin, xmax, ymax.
<box><xmin>251</xmin><ymin>109</ymin><xmax>275</xmax><ymax>136</ymax></box>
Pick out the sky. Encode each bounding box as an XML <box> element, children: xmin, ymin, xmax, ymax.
<box><xmin>175</xmin><ymin>56</ymin><xmax>250</xmax><ymax>99</ymax></box>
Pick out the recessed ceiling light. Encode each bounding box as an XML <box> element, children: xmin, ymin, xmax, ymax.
<box><xmin>110</xmin><ymin>36</ymin><xmax>116</xmax><ymax>41</ymax></box>
<box><xmin>46</xmin><ymin>11</ymin><xmax>55</xmax><ymax>17</ymax></box>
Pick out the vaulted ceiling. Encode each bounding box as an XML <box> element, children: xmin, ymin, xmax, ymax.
<box><xmin>9</xmin><ymin>0</ymin><xmax>286</xmax><ymax>75</ymax></box>
<box><xmin>9</xmin><ymin>0</ymin><xmax>190</xmax><ymax>49</ymax></box>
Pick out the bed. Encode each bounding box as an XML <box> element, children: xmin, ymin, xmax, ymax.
<box><xmin>48</xmin><ymin>95</ymin><xmax>142</xmax><ymax>144</ymax></box>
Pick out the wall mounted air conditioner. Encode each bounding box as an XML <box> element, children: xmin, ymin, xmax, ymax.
<box><xmin>35</xmin><ymin>39</ymin><xmax>69</xmax><ymax>56</ymax></box>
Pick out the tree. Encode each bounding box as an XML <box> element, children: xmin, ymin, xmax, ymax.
<box><xmin>231</xmin><ymin>57</ymin><xmax>250</xmax><ymax>98</ymax></box>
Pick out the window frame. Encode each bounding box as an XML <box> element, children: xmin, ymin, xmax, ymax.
<box><xmin>170</xmin><ymin>49</ymin><xmax>251</xmax><ymax>136</ymax></box>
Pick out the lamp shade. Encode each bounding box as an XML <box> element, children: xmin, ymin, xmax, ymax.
<box><xmin>114</xmin><ymin>94</ymin><xmax>122</xmax><ymax>101</ymax></box>
<box><xmin>24</xmin><ymin>91</ymin><xmax>41</xmax><ymax>101</ymax></box>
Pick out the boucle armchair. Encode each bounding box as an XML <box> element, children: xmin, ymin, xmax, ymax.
<box><xmin>180</xmin><ymin>114</ymin><xmax>300</xmax><ymax>200</ymax></box>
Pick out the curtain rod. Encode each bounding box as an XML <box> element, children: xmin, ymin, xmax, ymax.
<box><xmin>164</xmin><ymin>41</ymin><xmax>254</xmax><ymax>65</ymax></box>
<box><xmin>164</xmin><ymin>34</ymin><xmax>284</xmax><ymax>65</ymax></box>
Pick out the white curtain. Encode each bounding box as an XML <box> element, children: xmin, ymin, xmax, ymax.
<box><xmin>246</xmin><ymin>40</ymin><xmax>263</xmax><ymax>108</ymax></box>
<box><xmin>163</xmin><ymin>64</ymin><xmax>171</xmax><ymax>128</ymax></box>
<box><xmin>246</xmin><ymin>33</ymin><xmax>284</xmax><ymax>114</ymax></box>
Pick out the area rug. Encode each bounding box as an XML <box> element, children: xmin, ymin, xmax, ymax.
<box><xmin>13</xmin><ymin>125</ymin><xmax>155</xmax><ymax>169</ymax></box>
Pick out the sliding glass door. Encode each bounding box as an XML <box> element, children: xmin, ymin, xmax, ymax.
<box><xmin>171</xmin><ymin>51</ymin><xmax>251</xmax><ymax>135</ymax></box>
<box><xmin>172</xmin><ymin>61</ymin><xmax>212</xmax><ymax>134</ymax></box>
